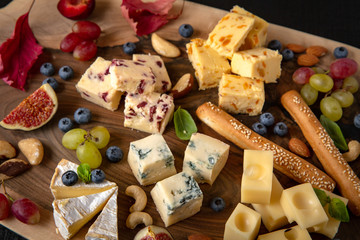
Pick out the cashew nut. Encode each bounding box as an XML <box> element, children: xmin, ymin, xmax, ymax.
<box><xmin>125</xmin><ymin>185</ymin><xmax>147</xmax><ymax>212</ymax></box>
<box><xmin>126</xmin><ymin>212</ymin><xmax>153</xmax><ymax>229</ymax></box>
<box><xmin>18</xmin><ymin>138</ymin><xmax>44</xmax><ymax>165</ymax></box>
<box><xmin>342</xmin><ymin>140</ymin><xmax>360</xmax><ymax>162</ymax></box>
<box><xmin>0</xmin><ymin>140</ymin><xmax>16</xmax><ymax>160</ymax></box>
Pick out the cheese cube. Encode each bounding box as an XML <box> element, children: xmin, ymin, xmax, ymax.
<box><xmin>186</xmin><ymin>38</ymin><xmax>231</xmax><ymax>90</ymax></box>
<box><xmin>224</xmin><ymin>203</ymin><xmax>261</xmax><ymax>240</ymax></box>
<box><xmin>280</xmin><ymin>183</ymin><xmax>329</xmax><ymax>229</ymax></box>
<box><xmin>182</xmin><ymin>133</ymin><xmax>230</xmax><ymax>185</ymax></box>
<box><xmin>124</xmin><ymin>92</ymin><xmax>174</xmax><ymax>134</ymax></box>
<box><xmin>110</xmin><ymin>59</ymin><xmax>156</xmax><ymax>94</ymax></box>
<box><xmin>133</xmin><ymin>54</ymin><xmax>172</xmax><ymax>93</ymax></box>
<box><xmin>231</xmin><ymin>47</ymin><xmax>282</xmax><ymax>83</ymax></box>
<box><xmin>257</xmin><ymin>225</ymin><xmax>312</xmax><ymax>240</ymax></box>
<box><xmin>127</xmin><ymin>134</ymin><xmax>176</xmax><ymax>186</ymax></box>
<box><xmin>150</xmin><ymin>172</ymin><xmax>203</xmax><ymax>227</ymax></box>
<box><xmin>75</xmin><ymin>57</ymin><xmax>123</xmax><ymax>111</ymax></box>
<box><xmin>241</xmin><ymin>150</ymin><xmax>273</xmax><ymax>204</ymax></box>
<box><xmin>219</xmin><ymin>74</ymin><xmax>265</xmax><ymax>116</ymax></box>
<box><xmin>231</xmin><ymin>6</ymin><xmax>269</xmax><ymax>50</ymax></box>
<box><xmin>206</xmin><ymin>13</ymin><xmax>255</xmax><ymax>59</ymax></box>
<box><xmin>252</xmin><ymin>175</ymin><xmax>288</xmax><ymax>231</ymax></box>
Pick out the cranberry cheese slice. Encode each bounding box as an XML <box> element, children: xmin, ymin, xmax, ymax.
<box><xmin>124</xmin><ymin>92</ymin><xmax>174</xmax><ymax>134</ymax></box>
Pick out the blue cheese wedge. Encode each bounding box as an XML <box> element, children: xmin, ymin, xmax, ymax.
<box><xmin>150</xmin><ymin>172</ymin><xmax>203</xmax><ymax>227</ymax></box>
<box><xmin>128</xmin><ymin>134</ymin><xmax>176</xmax><ymax>186</ymax></box>
<box><xmin>182</xmin><ymin>133</ymin><xmax>229</xmax><ymax>185</ymax></box>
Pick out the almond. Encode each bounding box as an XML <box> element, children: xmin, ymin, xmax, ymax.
<box><xmin>297</xmin><ymin>54</ymin><xmax>319</xmax><ymax>66</ymax></box>
<box><xmin>286</xmin><ymin>43</ymin><xmax>306</xmax><ymax>53</ymax></box>
<box><xmin>288</xmin><ymin>138</ymin><xmax>311</xmax><ymax>158</ymax></box>
<box><xmin>306</xmin><ymin>45</ymin><xmax>328</xmax><ymax>57</ymax></box>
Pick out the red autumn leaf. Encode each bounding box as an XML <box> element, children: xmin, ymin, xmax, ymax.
<box><xmin>0</xmin><ymin>11</ymin><xmax>43</xmax><ymax>91</ymax></box>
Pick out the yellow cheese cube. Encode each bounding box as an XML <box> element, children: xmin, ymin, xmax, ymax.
<box><xmin>219</xmin><ymin>74</ymin><xmax>265</xmax><ymax>116</ymax></box>
<box><xmin>231</xmin><ymin>47</ymin><xmax>282</xmax><ymax>83</ymax></box>
<box><xmin>206</xmin><ymin>13</ymin><xmax>255</xmax><ymax>59</ymax></box>
<box><xmin>257</xmin><ymin>225</ymin><xmax>312</xmax><ymax>240</ymax></box>
<box><xmin>186</xmin><ymin>38</ymin><xmax>231</xmax><ymax>90</ymax></box>
<box><xmin>231</xmin><ymin>6</ymin><xmax>269</xmax><ymax>50</ymax></box>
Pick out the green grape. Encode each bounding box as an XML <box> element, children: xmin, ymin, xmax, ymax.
<box><xmin>89</xmin><ymin>126</ymin><xmax>110</xmax><ymax>149</ymax></box>
<box><xmin>331</xmin><ymin>89</ymin><xmax>354</xmax><ymax>108</ymax></box>
<box><xmin>320</xmin><ymin>97</ymin><xmax>343</xmax><ymax>122</ymax></box>
<box><xmin>309</xmin><ymin>74</ymin><xmax>334</xmax><ymax>92</ymax></box>
<box><xmin>62</xmin><ymin>128</ymin><xmax>87</xmax><ymax>150</ymax></box>
<box><xmin>342</xmin><ymin>76</ymin><xmax>359</xmax><ymax>93</ymax></box>
<box><xmin>311</xmin><ymin>67</ymin><xmax>326</xmax><ymax>74</ymax></box>
<box><xmin>300</xmin><ymin>83</ymin><xmax>318</xmax><ymax>105</ymax></box>
<box><xmin>76</xmin><ymin>141</ymin><xmax>102</xmax><ymax>168</ymax></box>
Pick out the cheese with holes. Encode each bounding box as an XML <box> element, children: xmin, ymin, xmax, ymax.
<box><xmin>186</xmin><ymin>38</ymin><xmax>231</xmax><ymax>90</ymax></box>
<box><xmin>224</xmin><ymin>203</ymin><xmax>261</xmax><ymax>240</ymax></box>
<box><xmin>128</xmin><ymin>134</ymin><xmax>176</xmax><ymax>186</ymax></box>
<box><xmin>150</xmin><ymin>172</ymin><xmax>203</xmax><ymax>227</ymax></box>
<box><xmin>241</xmin><ymin>150</ymin><xmax>273</xmax><ymax>204</ymax></box>
<box><xmin>110</xmin><ymin>59</ymin><xmax>156</xmax><ymax>94</ymax></box>
<box><xmin>280</xmin><ymin>183</ymin><xmax>328</xmax><ymax>229</ymax></box>
<box><xmin>252</xmin><ymin>175</ymin><xmax>288</xmax><ymax>231</ymax></box>
<box><xmin>231</xmin><ymin>47</ymin><xmax>282</xmax><ymax>83</ymax></box>
<box><xmin>219</xmin><ymin>73</ymin><xmax>265</xmax><ymax>116</ymax></box>
<box><xmin>206</xmin><ymin>12</ymin><xmax>255</xmax><ymax>59</ymax></box>
<box><xmin>124</xmin><ymin>92</ymin><xmax>174</xmax><ymax>134</ymax></box>
<box><xmin>182</xmin><ymin>133</ymin><xmax>229</xmax><ymax>185</ymax></box>
<box><xmin>133</xmin><ymin>54</ymin><xmax>172</xmax><ymax>93</ymax></box>
<box><xmin>231</xmin><ymin>6</ymin><xmax>269</xmax><ymax>50</ymax></box>
<box><xmin>76</xmin><ymin>57</ymin><xmax>123</xmax><ymax>111</ymax></box>
<box><xmin>257</xmin><ymin>225</ymin><xmax>312</xmax><ymax>240</ymax></box>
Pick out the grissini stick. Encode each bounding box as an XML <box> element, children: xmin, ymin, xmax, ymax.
<box><xmin>196</xmin><ymin>101</ymin><xmax>335</xmax><ymax>192</ymax></box>
<box><xmin>281</xmin><ymin>90</ymin><xmax>360</xmax><ymax>215</ymax></box>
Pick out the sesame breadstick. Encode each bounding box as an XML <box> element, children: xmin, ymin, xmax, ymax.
<box><xmin>196</xmin><ymin>101</ymin><xmax>336</xmax><ymax>192</ymax></box>
<box><xmin>281</xmin><ymin>90</ymin><xmax>360</xmax><ymax>216</ymax></box>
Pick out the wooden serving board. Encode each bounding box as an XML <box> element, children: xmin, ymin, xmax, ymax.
<box><xmin>1</xmin><ymin>1</ymin><xmax>360</xmax><ymax>239</ymax></box>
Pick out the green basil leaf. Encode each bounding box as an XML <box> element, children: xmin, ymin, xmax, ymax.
<box><xmin>77</xmin><ymin>163</ymin><xmax>91</xmax><ymax>183</ymax></box>
<box><xmin>174</xmin><ymin>106</ymin><xmax>197</xmax><ymax>140</ymax></box>
<box><xmin>328</xmin><ymin>198</ymin><xmax>350</xmax><ymax>222</ymax></box>
<box><xmin>313</xmin><ymin>188</ymin><xmax>330</xmax><ymax>207</ymax></box>
<box><xmin>320</xmin><ymin>115</ymin><xmax>348</xmax><ymax>151</ymax></box>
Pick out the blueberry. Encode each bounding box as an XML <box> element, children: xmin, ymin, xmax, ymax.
<box><xmin>252</xmin><ymin>122</ymin><xmax>267</xmax><ymax>135</ymax></box>
<box><xmin>123</xmin><ymin>42</ymin><xmax>136</xmax><ymax>55</ymax></box>
<box><xmin>42</xmin><ymin>77</ymin><xmax>59</xmax><ymax>91</ymax></box>
<box><xmin>259</xmin><ymin>112</ymin><xmax>275</xmax><ymax>127</ymax></box>
<box><xmin>210</xmin><ymin>197</ymin><xmax>226</xmax><ymax>212</ymax></box>
<box><xmin>267</xmin><ymin>40</ymin><xmax>282</xmax><ymax>51</ymax></box>
<box><xmin>178</xmin><ymin>24</ymin><xmax>194</xmax><ymax>38</ymax></box>
<box><xmin>40</xmin><ymin>62</ymin><xmax>55</xmax><ymax>76</ymax></box>
<box><xmin>91</xmin><ymin>169</ymin><xmax>105</xmax><ymax>183</ymax></box>
<box><xmin>274</xmin><ymin>122</ymin><xmax>288</xmax><ymax>136</ymax></box>
<box><xmin>62</xmin><ymin>170</ymin><xmax>78</xmax><ymax>186</ymax></box>
<box><xmin>74</xmin><ymin>107</ymin><xmax>91</xmax><ymax>124</ymax></box>
<box><xmin>59</xmin><ymin>66</ymin><xmax>74</xmax><ymax>80</ymax></box>
<box><xmin>58</xmin><ymin>117</ymin><xmax>73</xmax><ymax>132</ymax></box>
<box><xmin>106</xmin><ymin>146</ymin><xmax>123</xmax><ymax>163</ymax></box>
<box><xmin>354</xmin><ymin>114</ymin><xmax>360</xmax><ymax>128</ymax></box>
<box><xmin>334</xmin><ymin>46</ymin><xmax>348</xmax><ymax>59</ymax></box>
<box><xmin>281</xmin><ymin>48</ymin><xmax>294</xmax><ymax>61</ymax></box>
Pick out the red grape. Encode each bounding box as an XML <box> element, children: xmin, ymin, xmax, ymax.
<box><xmin>332</xmin><ymin>78</ymin><xmax>344</xmax><ymax>91</ymax></box>
<box><xmin>60</xmin><ymin>32</ymin><xmax>83</xmax><ymax>53</ymax></box>
<box><xmin>73</xmin><ymin>41</ymin><xmax>97</xmax><ymax>61</ymax></box>
<box><xmin>11</xmin><ymin>198</ymin><xmax>40</xmax><ymax>224</ymax></box>
<box><xmin>330</xmin><ymin>58</ymin><xmax>358</xmax><ymax>79</ymax></box>
<box><xmin>292</xmin><ymin>67</ymin><xmax>315</xmax><ymax>84</ymax></box>
<box><xmin>72</xmin><ymin>21</ymin><xmax>101</xmax><ymax>40</ymax></box>
<box><xmin>0</xmin><ymin>193</ymin><xmax>10</xmax><ymax>220</ymax></box>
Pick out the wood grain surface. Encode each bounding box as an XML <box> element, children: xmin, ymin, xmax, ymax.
<box><xmin>0</xmin><ymin>1</ymin><xmax>360</xmax><ymax>239</ymax></box>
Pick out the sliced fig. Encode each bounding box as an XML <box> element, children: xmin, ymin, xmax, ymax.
<box><xmin>134</xmin><ymin>225</ymin><xmax>173</xmax><ymax>240</ymax></box>
<box><xmin>170</xmin><ymin>73</ymin><xmax>194</xmax><ymax>99</ymax></box>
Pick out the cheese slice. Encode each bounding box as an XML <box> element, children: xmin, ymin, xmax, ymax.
<box><xmin>85</xmin><ymin>188</ymin><xmax>118</xmax><ymax>240</ymax></box>
<box><xmin>53</xmin><ymin>187</ymin><xmax>117</xmax><ymax>240</ymax></box>
<box><xmin>50</xmin><ymin>159</ymin><xmax>116</xmax><ymax>199</ymax></box>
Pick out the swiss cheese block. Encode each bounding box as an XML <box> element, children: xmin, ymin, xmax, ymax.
<box><xmin>206</xmin><ymin>12</ymin><xmax>255</xmax><ymax>59</ymax></box>
<box><xmin>218</xmin><ymin>73</ymin><xmax>265</xmax><ymax>116</ymax></box>
<box><xmin>124</xmin><ymin>92</ymin><xmax>174</xmax><ymax>134</ymax></box>
<box><xmin>150</xmin><ymin>172</ymin><xmax>203</xmax><ymax>227</ymax></box>
<box><xmin>257</xmin><ymin>225</ymin><xmax>312</xmax><ymax>240</ymax></box>
<box><xmin>127</xmin><ymin>134</ymin><xmax>176</xmax><ymax>186</ymax></box>
<box><xmin>75</xmin><ymin>57</ymin><xmax>123</xmax><ymax>111</ymax></box>
<box><xmin>280</xmin><ymin>183</ymin><xmax>329</xmax><ymax>229</ymax></box>
<box><xmin>231</xmin><ymin>47</ymin><xmax>282</xmax><ymax>83</ymax></box>
<box><xmin>224</xmin><ymin>203</ymin><xmax>261</xmax><ymax>240</ymax></box>
<box><xmin>186</xmin><ymin>38</ymin><xmax>231</xmax><ymax>90</ymax></box>
<box><xmin>182</xmin><ymin>133</ymin><xmax>229</xmax><ymax>185</ymax></box>
<box><xmin>133</xmin><ymin>54</ymin><xmax>172</xmax><ymax>93</ymax></box>
<box><xmin>241</xmin><ymin>150</ymin><xmax>273</xmax><ymax>204</ymax></box>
